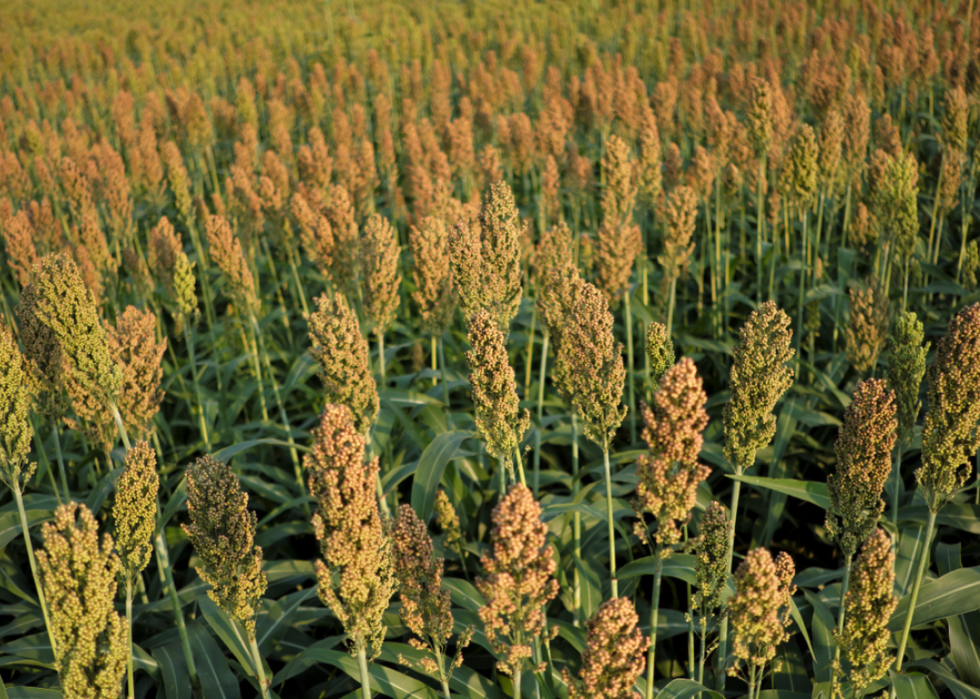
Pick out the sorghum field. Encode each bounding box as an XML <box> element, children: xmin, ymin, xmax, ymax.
<box><xmin>1</xmin><ymin>0</ymin><xmax>979</xmax><ymax>698</ymax></box>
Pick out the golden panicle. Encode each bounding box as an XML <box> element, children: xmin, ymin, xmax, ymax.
<box><xmin>660</xmin><ymin>185</ymin><xmax>698</xmax><ymax>283</ymax></box>
<box><xmin>361</xmin><ymin>213</ymin><xmax>401</xmax><ymax>335</ymax></box>
<box><xmin>1</xmin><ymin>208</ymin><xmax>39</xmax><ymax>287</ymax></box>
<box><xmin>36</xmin><ymin>502</ymin><xmax>129</xmax><ymax>699</ymax></box>
<box><xmin>409</xmin><ymin>215</ymin><xmax>456</xmax><ymax>337</ymax></box>
<box><xmin>636</xmin><ymin>100</ymin><xmax>663</xmax><ymax>211</ymax></box>
<box><xmin>834</xmin><ymin>529</ymin><xmax>897</xmax><ymax>696</ymax></box>
<box><xmin>554</xmin><ymin>282</ymin><xmax>627</xmax><ymax>448</ymax></box>
<box><xmin>645</xmin><ymin>322</ymin><xmax>675</xmax><ymax>391</ymax></box>
<box><xmin>477</xmin><ymin>484</ymin><xmax>559</xmax><ymax>678</ymax></box>
<box><xmin>305</xmin><ymin>404</ymin><xmax>395</xmax><ymax>658</ymax></box>
<box><xmin>723</xmin><ymin>301</ymin><xmax>795</xmax><ymax>472</ymax></box>
<box><xmin>306</xmin><ymin>293</ymin><xmax>379</xmax><ymax>435</ymax></box>
<box><xmin>0</xmin><ymin>318</ymin><xmax>33</xmax><ymax>488</ymax></box>
<box><xmin>107</xmin><ymin>306</ymin><xmax>167</xmax><ymax>440</ymax></box>
<box><xmin>326</xmin><ymin>185</ymin><xmax>361</xmax><ymax>297</ymax></box>
<box><xmin>393</xmin><ymin>503</ymin><xmax>466</xmax><ymax>679</ymax></box>
<box><xmin>434</xmin><ymin>489</ymin><xmax>464</xmax><ymax>559</ymax></box>
<box><xmin>693</xmin><ymin>502</ymin><xmax>730</xmax><ymax>618</ymax></box>
<box><xmin>31</xmin><ymin>253</ymin><xmax>121</xmax><ymax>450</ymax></box>
<box><xmin>596</xmin><ymin>134</ymin><xmax>642</xmax><ymax>307</ymax></box>
<box><xmin>919</xmin><ymin>303</ymin><xmax>980</xmax><ymax>512</ymax></box>
<box><xmin>449</xmin><ymin>180</ymin><xmax>525</xmax><ymax>334</ymax></box>
<box><xmin>161</xmin><ymin>140</ymin><xmax>193</xmax><ymax>224</ymax></box>
<box><xmin>183</xmin><ymin>455</ymin><xmax>267</xmax><ymax>635</ymax></box>
<box><xmin>845</xmin><ymin>279</ymin><xmax>889</xmax><ymax>375</ymax></box>
<box><xmin>887</xmin><ymin>311</ymin><xmax>929</xmax><ymax>446</ymax></box>
<box><xmin>728</xmin><ymin>548</ymin><xmax>796</xmax><ymax>676</ymax></box>
<box><xmin>17</xmin><ymin>283</ymin><xmax>67</xmax><ymax>423</ymax></box>
<box><xmin>564</xmin><ymin>597</ymin><xmax>649</xmax><ymax>699</ymax></box>
<box><xmin>746</xmin><ymin>77</ymin><xmax>774</xmax><ymax>155</ymax></box>
<box><xmin>112</xmin><ymin>440</ymin><xmax>159</xmax><ymax>579</ymax></box>
<box><xmin>464</xmin><ymin>309</ymin><xmax>530</xmax><ymax>472</ymax></box>
<box><xmin>826</xmin><ymin>379</ymin><xmax>897</xmax><ymax>557</ymax></box>
<box><xmin>206</xmin><ymin>214</ymin><xmax>258</xmax><ymax>316</ymax></box>
<box><xmin>634</xmin><ymin>358</ymin><xmax>711</xmax><ymax>548</ymax></box>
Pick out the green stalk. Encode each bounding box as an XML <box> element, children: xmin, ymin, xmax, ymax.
<box><xmin>434</xmin><ymin>643</ymin><xmax>452</xmax><ymax>699</ymax></box>
<box><xmin>249</xmin><ymin>631</ymin><xmax>272</xmax><ymax>699</ymax></box>
<box><xmin>378</xmin><ymin>332</ymin><xmax>386</xmax><ymax>386</ymax></box>
<box><xmin>513</xmin><ymin>665</ymin><xmax>523</xmax><ymax>699</ymax></box>
<box><xmin>245</xmin><ymin>320</ymin><xmax>270</xmax><ymax>423</ymax></box>
<box><xmin>624</xmin><ymin>287</ymin><xmax>637</xmax><ymax>444</ymax></box>
<box><xmin>357</xmin><ymin>643</ymin><xmax>373</xmax><ymax>699</ymax></box>
<box><xmin>572</xmin><ymin>413</ymin><xmax>582</xmax><ymax>624</ymax></box>
<box><xmin>126</xmin><ymin>577</ymin><xmax>135</xmax><ymax>699</ymax></box>
<box><xmin>286</xmin><ymin>243</ymin><xmax>310</xmax><ymax>317</ymax></box>
<box><xmin>666</xmin><ymin>277</ymin><xmax>677</xmax><ymax>339</ymax></box>
<box><xmin>524</xmin><ymin>307</ymin><xmax>537</xmax><ymax>395</ymax></box>
<box><xmin>111</xmin><ymin>400</ymin><xmax>132</xmax><ymax>451</ymax></box>
<box><xmin>748</xmin><ymin>663</ymin><xmax>757</xmax><ymax>699</ymax></box>
<box><xmin>645</xmin><ymin>550</ymin><xmax>665</xmax><ymax>699</ymax></box>
<box><xmin>514</xmin><ymin>447</ymin><xmax>527</xmax><ymax>487</ymax></box>
<box><xmin>438</xmin><ymin>336</ymin><xmax>454</xmax><ymax>430</ymax></box>
<box><xmin>153</xmin><ymin>532</ymin><xmax>198</xmax><ymax>684</ymax></box>
<box><xmin>715</xmin><ymin>475</ymin><xmax>743</xmax><ymax>690</ymax></box>
<box><xmin>431</xmin><ymin>335</ymin><xmax>439</xmax><ymax>388</ymax></box>
<box><xmin>602</xmin><ymin>443</ymin><xmax>618</xmax><ymax>598</ymax></box>
<box><xmin>894</xmin><ymin>508</ymin><xmax>937</xmax><ymax>673</ymax></box>
<box><xmin>756</xmin><ymin>155</ymin><xmax>767</xmax><ymax>300</ymax></box>
<box><xmin>12</xmin><ymin>484</ymin><xmax>56</xmax><ymax>656</ymax></box>
<box><xmin>698</xmin><ymin>617</ymin><xmax>708</xmax><ymax>685</ymax></box>
<box><xmin>183</xmin><ymin>325</ymin><xmax>211</xmax><ymax>451</ymax></box>
<box><xmin>534</xmin><ymin>331</ymin><xmax>549</xmax><ymax>498</ymax></box>
<box><xmin>51</xmin><ymin>425</ymin><xmax>69</xmax><ymax>503</ymax></box>
<box><xmin>830</xmin><ymin>554</ymin><xmax>853</xmax><ymax>699</ymax></box>
<box><xmin>250</xmin><ymin>314</ymin><xmax>303</xmax><ymax>483</ymax></box>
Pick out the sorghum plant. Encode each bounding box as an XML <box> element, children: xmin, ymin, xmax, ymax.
<box><xmin>563</xmin><ymin>597</ymin><xmax>649</xmax><ymax>699</ymax></box>
<box><xmin>477</xmin><ymin>484</ymin><xmax>558</xmax><ymax>699</ymax></box>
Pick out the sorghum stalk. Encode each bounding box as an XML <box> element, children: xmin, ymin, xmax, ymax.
<box><xmin>718</xmin><ymin>303</ymin><xmax>794</xmax><ymax>688</ymax></box>
<box><xmin>896</xmin><ymin>304</ymin><xmax>980</xmax><ymax>671</ymax></box>
<box><xmin>534</xmin><ymin>330</ymin><xmax>549</xmax><ymax>497</ymax></box>
<box><xmin>646</xmin><ymin>552</ymin><xmax>665</xmax><ymax>699</ymax></box>
<box><xmin>0</xmin><ymin>320</ymin><xmax>55</xmax><ymax>652</ymax></box>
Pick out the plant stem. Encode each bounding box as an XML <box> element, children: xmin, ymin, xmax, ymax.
<box><xmin>12</xmin><ymin>484</ymin><xmax>56</xmax><ymax>656</ymax></box>
<box><xmin>757</xmin><ymin>155</ymin><xmax>766</xmax><ymax>301</ymax></box>
<box><xmin>524</xmin><ymin>306</ymin><xmax>537</xmax><ymax>395</ymax></box>
<box><xmin>183</xmin><ymin>324</ymin><xmax>210</xmax><ymax>451</ymax></box>
<box><xmin>891</xmin><ymin>444</ymin><xmax>903</xmax><ymax>532</ymax></box>
<box><xmin>111</xmin><ymin>400</ymin><xmax>132</xmax><ymax>450</ymax></box>
<box><xmin>51</xmin><ymin>425</ymin><xmax>69</xmax><ymax>503</ymax></box>
<box><xmin>572</xmin><ymin>413</ymin><xmax>582</xmax><ymax>624</ymax></box>
<box><xmin>602</xmin><ymin>444</ymin><xmax>618</xmax><ymax>598</ymax></box>
<box><xmin>830</xmin><ymin>553</ymin><xmax>853</xmax><ymax>699</ymax></box>
<box><xmin>625</xmin><ymin>287</ymin><xmax>637</xmax><ymax>444</ymax></box>
<box><xmin>534</xmin><ymin>330</ymin><xmax>549</xmax><ymax>498</ymax></box>
<box><xmin>249</xmin><ymin>631</ymin><xmax>271</xmax><ymax>699</ymax></box>
<box><xmin>513</xmin><ymin>666</ymin><xmax>523</xmax><ymax>699</ymax></box>
<box><xmin>894</xmin><ymin>508</ymin><xmax>937</xmax><ymax>673</ymax></box>
<box><xmin>715</xmin><ymin>475</ymin><xmax>743</xmax><ymax>690</ymax></box>
<box><xmin>514</xmin><ymin>447</ymin><xmax>527</xmax><ymax>487</ymax></box>
<box><xmin>378</xmin><ymin>331</ymin><xmax>386</xmax><ymax>386</ymax></box>
<box><xmin>126</xmin><ymin>577</ymin><xmax>135</xmax><ymax>699</ymax></box>
<box><xmin>666</xmin><ymin>277</ymin><xmax>677</xmax><ymax>339</ymax></box>
<box><xmin>357</xmin><ymin>643</ymin><xmax>373</xmax><ymax>699</ymax></box>
<box><xmin>153</xmin><ymin>531</ymin><xmax>198</xmax><ymax>685</ymax></box>
<box><xmin>645</xmin><ymin>550</ymin><xmax>665</xmax><ymax>699</ymax></box>
<box><xmin>431</xmin><ymin>335</ymin><xmax>439</xmax><ymax>388</ymax></box>
<box><xmin>438</xmin><ymin>336</ymin><xmax>454</xmax><ymax>430</ymax></box>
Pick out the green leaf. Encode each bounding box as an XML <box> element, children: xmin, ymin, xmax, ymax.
<box><xmin>380</xmin><ymin>387</ymin><xmax>444</xmax><ymax>407</ymax></box>
<box><xmin>272</xmin><ymin>636</ymin><xmax>344</xmax><ymax>687</ymax></box>
<box><xmin>158</xmin><ymin>477</ymin><xmax>187</xmax><ymax>532</ymax></box>
<box><xmin>256</xmin><ymin>586</ymin><xmax>318</xmax><ymax>654</ymax></box>
<box><xmin>948</xmin><ymin>613</ymin><xmax>980</xmax><ymax>688</ymax></box>
<box><xmin>895</xmin><ymin>524</ymin><xmax>927</xmax><ymax>597</ymax></box>
<box><xmin>84</xmin><ymin>466</ymin><xmax>122</xmax><ymax>515</ymax></box>
<box><xmin>789</xmin><ymin>596</ymin><xmax>816</xmax><ymax>664</ymax></box>
<box><xmin>443</xmin><ymin>578</ymin><xmax>485</xmax><ymax>611</ymax></box>
<box><xmin>285</xmin><ymin>648</ymin><xmax>439</xmax><ymax>698</ymax></box>
<box><xmin>907</xmin><ymin>659</ymin><xmax>980</xmax><ymax>699</ymax></box>
<box><xmin>411</xmin><ymin>430</ymin><xmax>472</xmax><ymax>523</ymax></box>
<box><xmin>5</xmin><ymin>690</ymin><xmax>62</xmax><ymax>698</ymax></box>
<box><xmin>889</xmin><ymin>671</ymin><xmax>940</xmax><ymax>699</ymax></box>
<box><xmin>0</xmin><ymin>510</ymin><xmax>48</xmax><ymax>549</ymax></box>
<box><xmin>803</xmin><ymin>590</ymin><xmax>834</xmax><ymax>684</ymax></box>
<box><xmin>187</xmin><ymin>621</ymin><xmax>241</xmax><ymax>699</ymax></box>
<box><xmin>212</xmin><ymin>438</ymin><xmax>309</xmax><ymax>464</ymax></box>
<box><xmin>199</xmin><ymin>595</ymin><xmax>256</xmax><ymax>677</ymax></box>
<box><xmin>728</xmin><ymin>475</ymin><xmax>830</xmax><ymax>509</ymax></box>
<box><xmin>656</xmin><ymin>678</ymin><xmax>726</xmax><ymax>699</ymax></box>
<box><xmin>152</xmin><ymin>640</ymin><xmax>193</xmax><ymax>699</ymax></box>
<box><xmin>888</xmin><ymin>567</ymin><xmax>980</xmax><ymax>631</ymax></box>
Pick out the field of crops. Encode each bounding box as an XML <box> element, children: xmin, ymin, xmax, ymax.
<box><xmin>1</xmin><ymin>0</ymin><xmax>979</xmax><ymax>698</ymax></box>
